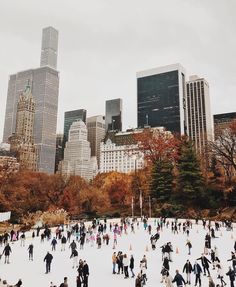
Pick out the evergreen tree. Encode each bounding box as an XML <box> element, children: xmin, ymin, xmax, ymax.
<box><xmin>150</xmin><ymin>160</ymin><xmax>173</xmax><ymax>202</ymax></box>
<box><xmin>177</xmin><ymin>137</ymin><xmax>205</xmax><ymax>204</ymax></box>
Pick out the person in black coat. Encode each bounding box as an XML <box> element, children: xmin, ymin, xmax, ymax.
<box><xmin>197</xmin><ymin>254</ymin><xmax>211</xmax><ymax>276</ymax></box>
<box><xmin>226</xmin><ymin>267</ymin><xmax>235</xmax><ymax>287</ymax></box>
<box><xmin>228</xmin><ymin>252</ymin><xmax>236</xmax><ymax>273</ymax></box>
<box><xmin>172</xmin><ymin>270</ymin><xmax>186</xmax><ymax>286</ymax></box>
<box><xmin>183</xmin><ymin>259</ymin><xmax>192</xmax><ymax>284</ymax></box>
<box><xmin>2</xmin><ymin>243</ymin><xmax>11</xmax><ymax>264</ymax></box>
<box><xmin>44</xmin><ymin>251</ymin><xmax>53</xmax><ymax>273</ymax></box>
<box><xmin>28</xmin><ymin>243</ymin><xmax>34</xmax><ymax>261</ymax></box>
<box><xmin>193</xmin><ymin>261</ymin><xmax>202</xmax><ymax>287</ymax></box>
<box><xmin>82</xmin><ymin>260</ymin><xmax>89</xmax><ymax>287</ymax></box>
<box><xmin>130</xmin><ymin>255</ymin><xmax>135</xmax><ymax>278</ymax></box>
<box><xmin>163</xmin><ymin>257</ymin><xmax>170</xmax><ymax>271</ymax></box>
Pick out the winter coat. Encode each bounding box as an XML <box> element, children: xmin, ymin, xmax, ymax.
<box><xmin>83</xmin><ymin>263</ymin><xmax>89</xmax><ymax>276</ymax></box>
<box><xmin>44</xmin><ymin>253</ymin><xmax>53</xmax><ymax>263</ymax></box>
<box><xmin>183</xmin><ymin>262</ymin><xmax>192</xmax><ymax>273</ymax></box>
<box><xmin>193</xmin><ymin>263</ymin><xmax>202</xmax><ymax>275</ymax></box>
<box><xmin>172</xmin><ymin>273</ymin><xmax>186</xmax><ymax>286</ymax></box>
<box><xmin>130</xmin><ymin>257</ymin><xmax>134</xmax><ymax>269</ymax></box>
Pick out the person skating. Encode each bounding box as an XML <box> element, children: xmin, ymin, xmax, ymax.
<box><xmin>135</xmin><ymin>273</ymin><xmax>142</xmax><ymax>287</ymax></box>
<box><xmin>59</xmin><ymin>277</ymin><xmax>68</xmax><ymax>287</ymax></box>
<box><xmin>193</xmin><ymin>261</ymin><xmax>202</xmax><ymax>287</ymax></box>
<box><xmin>140</xmin><ymin>259</ymin><xmax>147</xmax><ymax>285</ymax></box>
<box><xmin>197</xmin><ymin>253</ymin><xmax>211</xmax><ymax>276</ymax></box>
<box><xmin>51</xmin><ymin>237</ymin><xmax>57</xmax><ymax>251</ymax></box>
<box><xmin>61</xmin><ymin>235</ymin><xmax>67</xmax><ymax>251</ymax></box>
<box><xmin>44</xmin><ymin>251</ymin><xmax>53</xmax><ymax>274</ymax></box>
<box><xmin>130</xmin><ymin>255</ymin><xmax>135</xmax><ymax>278</ymax></box>
<box><xmin>172</xmin><ymin>270</ymin><xmax>186</xmax><ymax>287</ymax></box>
<box><xmin>183</xmin><ymin>259</ymin><xmax>192</xmax><ymax>284</ymax></box>
<box><xmin>226</xmin><ymin>266</ymin><xmax>235</xmax><ymax>287</ymax></box>
<box><xmin>123</xmin><ymin>254</ymin><xmax>129</xmax><ymax>278</ymax></box>
<box><xmin>216</xmin><ymin>263</ymin><xmax>226</xmax><ymax>286</ymax></box>
<box><xmin>82</xmin><ymin>260</ymin><xmax>89</xmax><ymax>287</ymax></box>
<box><xmin>28</xmin><ymin>243</ymin><xmax>34</xmax><ymax>261</ymax></box>
<box><xmin>70</xmin><ymin>249</ymin><xmax>79</xmax><ymax>268</ymax></box>
<box><xmin>2</xmin><ymin>243</ymin><xmax>11</xmax><ymax>264</ymax></box>
<box><xmin>112</xmin><ymin>252</ymin><xmax>117</xmax><ymax>274</ymax></box>
<box><xmin>227</xmin><ymin>252</ymin><xmax>236</xmax><ymax>273</ymax></box>
<box><xmin>186</xmin><ymin>240</ymin><xmax>192</xmax><ymax>255</ymax></box>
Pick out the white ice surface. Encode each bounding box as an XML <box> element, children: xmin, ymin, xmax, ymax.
<box><xmin>0</xmin><ymin>218</ymin><xmax>235</xmax><ymax>287</ymax></box>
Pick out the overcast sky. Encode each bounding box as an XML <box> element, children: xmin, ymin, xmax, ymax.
<box><xmin>0</xmin><ymin>0</ymin><xmax>236</xmax><ymax>140</ymax></box>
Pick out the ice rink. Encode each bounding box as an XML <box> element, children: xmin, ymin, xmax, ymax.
<box><xmin>0</xmin><ymin>218</ymin><xmax>235</xmax><ymax>287</ymax></box>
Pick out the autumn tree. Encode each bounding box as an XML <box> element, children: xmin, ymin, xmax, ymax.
<box><xmin>209</xmin><ymin>122</ymin><xmax>236</xmax><ymax>183</ymax></box>
<box><xmin>133</xmin><ymin>128</ymin><xmax>179</xmax><ymax>201</ymax></box>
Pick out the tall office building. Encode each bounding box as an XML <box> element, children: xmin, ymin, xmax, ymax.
<box><xmin>105</xmin><ymin>99</ymin><xmax>122</xmax><ymax>132</ymax></box>
<box><xmin>137</xmin><ymin>64</ymin><xmax>187</xmax><ymax>135</ymax></box>
<box><xmin>3</xmin><ymin>27</ymin><xmax>59</xmax><ymax>173</ymax></box>
<box><xmin>87</xmin><ymin>115</ymin><xmax>105</xmax><ymax>168</ymax></box>
<box><xmin>63</xmin><ymin>109</ymin><xmax>87</xmax><ymax>147</ymax></box>
<box><xmin>214</xmin><ymin>112</ymin><xmax>236</xmax><ymax>140</ymax></box>
<box><xmin>8</xmin><ymin>82</ymin><xmax>38</xmax><ymax>171</ymax></box>
<box><xmin>40</xmin><ymin>26</ymin><xmax>58</xmax><ymax>69</ymax></box>
<box><xmin>60</xmin><ymin>120</ymin><xmax>97</xmax><ymax>181</ymax></box>
<box><xmin>186</xmin><ymin>75</ymin><xmax>214</xmax><ymax>153</ymax></box>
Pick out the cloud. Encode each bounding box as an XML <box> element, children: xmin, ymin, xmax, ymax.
<box><xmin>0</xmin><ymin>0</ymin><xmax>236</xmax><ymax>139</ymax></box>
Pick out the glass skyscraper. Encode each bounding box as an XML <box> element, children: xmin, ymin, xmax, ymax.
<box><xmin>3</xmin><ymin>27</ymin><xmax>59</xmax><ymax>173</ymax></box>
<box><xmin>137</xmin><ymin>64</ymin><xmax>187</xmax><ymax>135</ymax></box>
<box><xmin>105</xmin><ymin>98</ymin><xmax>122</xmax><ymax>132</ymax></box>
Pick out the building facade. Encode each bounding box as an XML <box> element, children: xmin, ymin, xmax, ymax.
<box><xmin>105</xmin><ymin>98</ymin><xmax>122</xmax><ymax>132</ymax></box>
<box><xmin>186</xmin><ymin>75</ymin><xmax>214</xmax><ymax>153</ymax></box>
<box><xmin>214</xmin><ymin>112</ymin><xmax>236</xmax><ymax>140</ymax></box>
<box><xmin>87</xmin><ymin>115</ymin><xmax>105</xmax><ymax>168</ymax></box>
<box><xmin>137</xmin><ymin>64</ymin><xmax>187</xmax><ymax>135</ymax></box>
<box><xmin>3</xmin><ymin>27</ymin><xmax>59</xmax><ymax>173</ymax></box>
<box><xmin>8</xmin><ymin>83</ymin><xmax>38</xmax><ymax>171</ymax></box>
<box><xmin>63</xmin><ymin>109</ymin><xmax>87</xmax><ymax>147</ymax></box>
<box><xmin>60</xmin><ymin>120</ymin><xmax>97</xmax><ymax>181</ymax></box>
<box><xmin>100</xmin><ymin>129</ymin><xmax>148</xmax><ymax>174</ymax></box>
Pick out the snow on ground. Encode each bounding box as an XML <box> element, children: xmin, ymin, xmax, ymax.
<box><xmin>0</xmin><ymin>218</ymin><xmax>235</xmax><ymax>287</ymax></box>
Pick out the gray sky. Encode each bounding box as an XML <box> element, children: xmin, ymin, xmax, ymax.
<box><xmin>0</xmin><ymin>0</ymin><xmax>236</xmax><ymax>140</ymax></box>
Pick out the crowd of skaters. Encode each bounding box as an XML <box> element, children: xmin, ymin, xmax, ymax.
<box><xmin>0</xmin><ymin>217</ymin><xmax>235</xmax><ymax>286</ymax></box>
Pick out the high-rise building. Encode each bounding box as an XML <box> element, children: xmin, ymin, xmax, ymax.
<box><xmin>63</xmin><ymin>109</ymin><xmax>87</xmax><ymax>147</ymax></box>
<box><xmin>3</xmin><ymin>27</ymin><xmax>59</xmax><ymax>173</ymax></box>
<box><xmin>186</xmin><ymin>75</ymin><xmax>214</xmax><ymax>153</ymax></box>
<box><xmin>214</xmin><ymin>112</ymin><xmax>236</xmax><ymax>140</ymax></box>
<box><xmin>87</xmin><ymin>115</ymin><xmax>105</xmax><ymax>168</ymax></box>
<box><xmin>55</xmin><ymin>133</ymin><xmax>63</xmax><ymax>173</ymax></box>
<box><xmin>105</xmin><ymin>98</ymin><xmax>122</xmax><ymax>132</ymax></box>
<box><xmin>60</xmin><ymin>120</ymin><xmax>97</xmax><ymax>181</ymax></box>
<box><xmin>40</xmin><ymin>26</ymin><xmax>58</xmax><ymax>69</ymax></box>
<box><xmin>137</xmin><ymin>64</ymin><xmax>187</xmax><ymax>135</ymax></box>
<box><xmin>8</xmin><ymin>82</ymin><xmax>38</xmax><ymax>171</ymax></box>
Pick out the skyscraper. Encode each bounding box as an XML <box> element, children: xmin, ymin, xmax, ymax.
<box><xmin>105</xmin><ymin>99</ymin><xmax>122</xmax><ymax>132</ymax></box>
<box><xmin>186</xmin><ymin>75</ymin><xmax>214</xmax><ymax>153</ymax></box>
<box><xmin>60</xmin><ymin>120</ymin><xmax>97</xmax><ymax>181</ymax></box>
<box><xmin>137</xmin><ymin>64</ymin><xmax>187</xmax><ymax>135</ymax></box>
<box><xmin>63</xmin><ymin>109</ymin><xmax>87</xmax><ymax>147</ymax></box>
<box><xmin>8</xmin><ymin>82</ymin><xmax>38</xmax><ymax>171</ymax></box>
<box><xmin>87</xmin><ymin>115</ymin><xmax>105</xmax><ymax>168</ymax></box>
<box><xmin>3</xmin><ymin>27</ymin><xmax>59</xmax><ymax>173</ymax></box>
<box><xmin>40</xmin><ymin>26</ymin><xmax>58</xmax><ymax>69</ymax></box>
